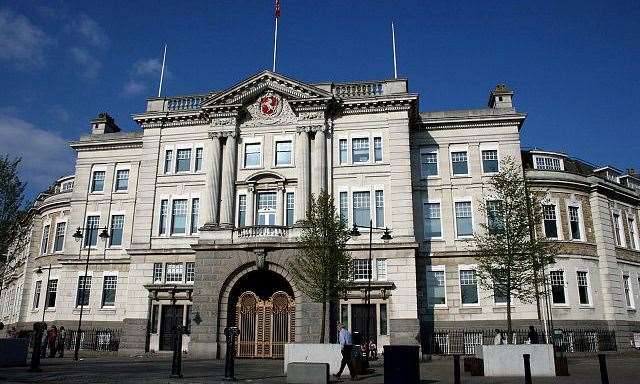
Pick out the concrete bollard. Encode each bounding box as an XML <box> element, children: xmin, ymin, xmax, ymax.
<box><xmin>453</xmin><ymin>354</ymin><xmax>461</xmax><ymax>384</ymax></box>
<box><xmin>598</xmin><ymin>354</ymin><xmax>609</xmax><ymax>384</ymax></box>
<box><xmin>523</xmin><ymin>354</ymin><xmax>532</xmax><ymax>384</ymax></box>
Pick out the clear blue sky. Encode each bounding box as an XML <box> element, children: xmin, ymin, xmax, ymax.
<box><xmin>1</xmin><ymin>0</ymin><xmax>638</xmax><ymax>195</ymax></box>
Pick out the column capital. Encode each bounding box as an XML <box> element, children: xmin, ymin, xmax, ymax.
<box><xmin>208</xmin><ymin>130</ymin><xmax>237</xmax><ymax>139</ymax></box>
<box><xmin>296</xmin><ymin>125</ymin><xmax>324</xmax><ymax>133</ymax></box>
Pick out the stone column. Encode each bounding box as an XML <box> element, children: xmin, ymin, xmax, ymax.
<box><xmin>203</xmin><ymin>134</ymin><xmax>222</xmax><ymax>224</ymax></box>
<box><xmin>312</xmin><ymin>128</ymin><xmax>327</xmax><ymax>195</ymax></box>
<box><xmin>276</xmin><ymin>185</ymin><xmax>285</xmax><ymax>226</ymax></box>
<box><xmin>246</xmin><ymin>185</ymin><xmax>255</xmax><ymax>227</ymax></box>
<box><xmin>296</xmin><ymin>130</ymin><xmax>311</xmax><ymax>222</ymax></box>
<box><xmin>219</xmin><ymin>133</ymin><xmax>237</xmax><ymax>228</ymax></box>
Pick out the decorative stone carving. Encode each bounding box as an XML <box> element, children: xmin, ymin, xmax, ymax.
<box><xmin>243</xmin><ymin>92</ymin><xmax>297</xmax><ymax>127</ymax></box>
<box><xmin>208</xmin><ymin>130</ymin><xmax>237</xmax><ymax>139</ymax></box>
<box><xmin>254</xmin><ymin>249</ymin><xmax>267</xmax><ymax>270</ymax></box>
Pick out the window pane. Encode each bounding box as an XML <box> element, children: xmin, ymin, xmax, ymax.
<box><xmin>352</xmin><ymin>191</ymin><xmax>370</xmax><ymax>227</ymax></box>
<box><xmin>376</xmin><ymin>259</ymin><xmax>387</xmax><ymax>281</ymax></box>
<box><xmin>375</xmin><ymin>190</ymin><xmax>384</xmax><ymax>227</ymax></box>
<box><xmin>257</xmin><ymin>193</ymin><xmax>277</xmax><ymax>226</ymax></box>
<box><xmin>109</xmin><ymin>215</ymin><xmax>124</xmax><ymax>246</ymax></box>
<box><xmin>535</xmin><ymin>156</ymin><xmax>562</xmax><ymax>171</ymax></box>
<box><xmin>486</xmin><ymin>200</ymin><xmax>504</xmax><ymax>234</ymax></box>
<box><xmin>550</xmin><ymin>271</ymin><xmax>566</xmax><ymax>304</ymax></box>
<box><xmin>455</xmin><ymin>202</ymin><xmax>473</xmax><ymax>236</ymax></box>
<box><xmin>421</xmin><ymin>150</ymin><xmax>438</xmax><ymax>177</ymax></box>
<box><xmin>164</xmin><ymin>150</ymin><xmax>173</xmax><ymax>174</ymax></box>
<box><xmin>115</xmin><ymin>169</ymin><xmax>129</xmax><ymax>191</ymax></box>
<box><xmin>85</xmin><ymin>216</ymin><xmax>100</xmax><ymax>246</ymax></box>
<box><xmin>352</xmin><ymin>259</ymin><xmax>371</xmax><ymax>280</ymax></box>
<box><xmin>46</xmin><ymin>279</ymin><xmax>58</xmax><ymax>308</ymax></box>
<box><xmin>245</xmin><ymin>143</ymin><xmax>261</xmax><ymax>167</ymax></box>
<box><xmin>424</xmin><ymin>203</ymin><xmax>442</xmax><ymax>238</ymax></box>
<box><xmin>92</xmin><ymin>171</ymin><xmax>105</xmax><ymax>192</ymax></box>
<box><xmin>153</xmin><ymin>263</ymin><xmax>163</xmax><ymax>283</ymax></box>
<box><xmin>339</xmin><ymin>139</ymin><xmax>348</xmax><ymax>164</ymax></box>
<box><xmin>286</xmin><ymin>192</ymin><xmax>295</xmax><ymax>226</ymax></box>
<box><xmin>460</xmin><ymin>270</ymin><xmax>478</xmax><ymax>304</ymax></box>
<box><xmin>238</xmin><ymin>195</ymin><xmax>246</xmax><ymax>227</ymax></box>
<box><xmin>543</xmin><ymin>205</ymin><xmax>558</xmax><ymax>238</ymax></box>
<box><xmin>577</xmin><ymin>271</ymin><xmax>590</xmax><ymax>305</ymax></box>
<box><xmin>623</xmin><ymin>275</ymin><xmax>632</xmax><ymax>307</ymax></box>
<box><xmin>76</xmin><ymin>276</ymin><xmax>91</xmax><ymax>307</ymax></box>
<box><xmin>191</xmin><ymin>198</ymin><xmax>200</xmax><ymax>233</ymax></box>
<box><xmin>482</xmin><ymin>150</ymin><xmax>499</xmax><ymax>173</ymax></box>
<box><xmin>41</xmin><ymin>225</ymin><xmax>50</xmax><ymax>254</ymax></box>
<box><xmin>176</xmin><ymin>149</ymin><xmax>191</xmax><ymax>172</ymax></box>
<box><xmin>102</xmin><ymin>276</ymin><xmax>117</xmax><ymax>307</ymax></box>
<box><xmin>171</xmin><ymin>200</ymin><xmax>188</xmax><ymax>234</ymax></box>
<box><xmin>340</xmin><ymin>304</ymin><xmax>349</xmax><ymax>329</ymax></box>
<box><xmin>151</xmin><ymin>305</ymin><xmax>159</xmax><ymax>333</ymax></box>
<box><xmin>494</xmin><ymin>283</ymin><xmax>508</xmax><ymax>304</ymax></box>
<box><xmin>428</xmin><ymin>270</ymin><xmax>446</xmax><ymax>305</ymax></box>
<box><xmin>451</xmin><ymin>151</ymin><xmax>468</xmax><ymax>175</ymax></box>
<box><xmin>276</xmin><ymin>141</ymin><xmax>292</xmax><ymax>165</ymax></box>
<box><xmin>379</xmin><ymin>304</ymin><xmax>388</xmax><ymax>335</ymax></box>
<box><xmin>33</xmin><ymin>281</ymin><xmax>41</xmax><ymax>309</ymax></box>
<box><xmin>54</xmin><ymin>222</ymin><xmax>66</xmax><ymax>252</ymax></box>
<box><xmin>629</xmin><ymin>218</ymin><xmax>637</xmax><ymax>249</ymax></box>
<box><xmin>159</xmin><ymin>200</ymin><xmax>168</xmax><ymax>235</ymax></box>
<box><xmin>186</xmin><ymin>262</ymin><xmax>195</xmax><ymax>283</ymax></box>
<box><xmin>352</xmin><ymin>138</ymin><xmax>369</xmax><ymax>163</ymax></box>
<box><xmin>613</xmin><ymin>213</ymin><xmax>622</xmax><ymax>245</ymax></box>
<box><xmin>569</xmin><ymin>206</ymin><xmax>581</xmax><ymax>240</ymax></box>
<box><xmin>339</xmin><ymin>192</ymin><xmax>348</xmax><ymax>223</ymax></box>
<box><xmin>374</xmin><ymin>137</ymin><xmax>382</xmax><ymax>162</ymax></box>
<box><xmin>195</xmin><ymin>148</ymin><xmax>203</xmax><ymax>171</ymax></box>
<box><xmin>166</xmin><ymin>263</ymin><xmax>184</xmax><ymax>283</ymax></box>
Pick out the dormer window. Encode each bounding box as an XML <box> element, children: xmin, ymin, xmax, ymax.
<box><xmin>533</xmin><ymin>155</ymin><xmax>563</xmax><ymax>171</ymax></box>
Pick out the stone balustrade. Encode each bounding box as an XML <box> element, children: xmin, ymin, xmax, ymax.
<box><xmin>334</xmin><ymin>82</ymin><xmax>384</xmax><ymax>98</ymax></box>
<box><xmin>236</xmin><ymin>225</ymin><xmax>289</xmax><ymax>238</ymax></box>
<box><xmin>166</xmin><ymin>95</ymin><xmax>206</xmax><ymax>111</ymax></box>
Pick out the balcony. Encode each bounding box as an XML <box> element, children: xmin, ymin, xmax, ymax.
<box><xmin>236</xmin><ymin>225</ymin><xmax>289</xmax><ymax>239</ymax></box>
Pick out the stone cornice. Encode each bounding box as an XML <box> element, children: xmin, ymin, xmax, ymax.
<box><xmin>340</xmin><ymin>96</ymin><xmax>416</xmax><ymax>115</ymax></box>
<box><xmin>70</xmin><ymin>139</ymin><xmax>143</xmax><ymax>151</ymax></box>
<box><xmin>420</xmin><ymin>117</ymin><xmax>525</xmax><ymax>131</ymax></box>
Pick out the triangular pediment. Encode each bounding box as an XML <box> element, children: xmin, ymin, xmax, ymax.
<box><xmin>201</xmin><ymin>70</ymin><xmax>332</xmax><ymax>108</ymax></box>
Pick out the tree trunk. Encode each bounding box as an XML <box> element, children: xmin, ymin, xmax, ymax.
<box><xmin>329</xmin><ymin>300</ymin><xmax>338</xmax><ymax>343</ymax></box>
<box><xmin>319</xmin><ymin>300</ymin><xmax>327</xmax><ymax>343</ymax></box>
<box><xmin>506</xmin><ymin>284</ymin><xmax>513</xmax><ymax>344</ymax></box>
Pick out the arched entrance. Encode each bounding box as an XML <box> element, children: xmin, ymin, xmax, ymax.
<box><xmin>228</xmin><ymin>270</ymin><xmax>295</xmax><ymax>358</ymax></box>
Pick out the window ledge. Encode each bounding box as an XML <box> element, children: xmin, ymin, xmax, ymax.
<box><xmin>451</xmin><ymin>175</ymin><xmax>471</xmax><ymax>178</ymax></box>
<box><xmin>578</xmin><ymin>305</ymin><xmax>595</xmax><ymax>309</ymax></box>
<box><xmin>551</xmin><ymin>304</ymin><xmax>570</xmax><ymax>309</ymax></box>
<box><xmin>626</xmin><ymin>307</ymin><xmax>636</xmax><ymax>312</ymax></box>
<box><xmin>98</xmin><ymin>307</ymin><xmax>117</xmax><ymax>313</ymax></box>
<box><xmin>113</xmin><ymin>190</ymin><xmax>129</xmax><ymax>194</ymax></box>
<box><xmin>72</xmin><ymin>308</ymin><xmax>91</xmax><ymax>314</ymax></box>
<box><xmin>432</xmin><ymin>305</ymin><xmax>448</xmax><ymax>310</ymax></box>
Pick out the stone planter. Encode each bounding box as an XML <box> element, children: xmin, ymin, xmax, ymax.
<box><xmin>476</xmin><ymin>344</ymin><xmax>556</xmax><ymax>377</ymax></box>
<box><xmin>284</xmin><ymin>343</ymin><xmax>349</xmax><ymax>376</ymax></box>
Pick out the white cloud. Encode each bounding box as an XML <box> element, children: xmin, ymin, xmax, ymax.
<box><xmin>122</xmin><ymin>57</ymin><xmax>171</xmax><ymax>97</ymax></box>
<box><xmin>0</xmin><ymin>8</ymin><xmax>51</xmax><ymax>68</ymax></box>
<box><xmin>48</xmin><ymin>105</ymin><xmax>71</xmax><ymax>123</ymax></box>
<box><xmin>68</xmin><ymin>14</ymin><xmax>109</xmax><ymax>48</ymax></box>
<box><xmin>134</xmin><ymin>58</ymin><xmax>163</xmax><ymax>76</ymax></box>
<box><xmin>122</xmin><ymin>80</ymin><xmax>147</xmax><ymax>96</ymax></box>
<box><xmin>0</xmin><ymin>114</ymin><xmax>74</xmax><ymax>193</ymax></box>
<box><xmin>70</xmin><ymin>46</ymin><xmax>102</xmax><ymax>79</ymax></box>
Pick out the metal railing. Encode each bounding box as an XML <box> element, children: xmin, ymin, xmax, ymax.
<box><xmin>423</xmin><ymin>328</ymin><xmax>617</xmax><ymax>355</ymax></box>
<box><xmin>63</xmin><ymin>328</ymin><xmax>121</xmax><ymax>352</ymax></box>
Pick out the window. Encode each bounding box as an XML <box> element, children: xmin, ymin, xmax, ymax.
<box><xmin>191</xmin><ymin>198</ymin><xmax>200</xmax><ymax>234</ymax></box>
<box><xmin>486</xmin><ymin>200</ymin><xmax>503</xmax><ymax>234</ymax></box>
<box><xmin>420</xmin><ymin>148</ymin><xmax>438</xmax><ymax>177</ymax></box>
<box><xmin>76</xmin><ymin>276</ymin><xmax>91</xmax><ymax>307</ymax></box>
<box><xmin>159</xmin><ymin>200</ymin><xmax>168</xmax><ymax>235</ymax></box>
<box><xmin>628</xmin><ymin>217</ymin><xmax>638</xmax><ymax>250</ymax></box>
<box><xmin>286</xmin><ymin>192</ymin><xmax>295</xmax><ymax>226</ymax></box>
<box><xmin>244</xmin><ymin>143</ymin><xmax>261</xmax><ymax>168</ymax></box>
<box><xmin>352</xmin><ymin>191</ymin><xmax>371</xmax><ymax>227</ymax></box>
<box><xmin>339</xmin><ymin>139</ymin><xmax>348</xmax><ymax>164</ymax></box>
<box><xmin>534</xmin><ymin>156</ymin><xmax>562</xmax><ymax>171</ymax></box>
<box><xmin>482</xmin><ymin>150</ymin><xmax>499</xmax><ymax>173</ymax></box>
<box><xmin>340</xmin><ymin>304</ymin><xmax>349</xmax><ymax>329</ymax></box>
<box><xmin>91</xmin><ymin>171</ymin><xmax>105</xmax><ymax>192</ymax></box>
<box><xmin>40</xmin><ymin>225</ymin><xmax>50</xmax><ymax>254</ymax></box>
<box><xmin>577</xmin><ymin>271</ymin><xmax>590</xmax><ymax>305</ymax></box>
<box><xmin>451</xmin><ymin>151</ymin><xmax>468</xmax><ymax>175</ymax></box>
<box><xmin>459</xmin><ymin>269</ymin><xmax>478</xmax><ymax>305</ymax></box>
<box><xmin>171</xmin><ymin>199</ymin><xmax>188</xmax><ymax>234</ymax></box>
<box><xmin>612</xmin><ymin>212</ymin><xmax>623</xmax><ymax>246</ymax></box>
<box><xmin>54</xmin><ymin>222</ymin><xmax>66</xmax><ymax>252</ymax></box>
<box><xmin>455</xmin><ymin>201</ymin><xmax>473</xmax><ymax>237</ymax></box>
<box><xmin>151</xmin><ymin>305</ymin><xmax>159</xmax><ymax>333</ymax></box>
<box><xmin>33</xmin><ymin>281</ymin><xmax>41</xmax><ymax>309</ymax></box>
<box><xmin>153</xmin><ymin>263</ymin><xmax>163</xmax><ymax>283</ymax></box>
<box><xmin>164</xmin><ymin>150</ymin><xmax>173</xmax><ymax>174</ymax></box>
<box><xmin>257</xmin><ymin>192</ymin><xmax>277</xmax><ymax>225</ymax></box>
<box><xmin>195</xmin><ymin>148</ymin><xmax>203</xmax><ymax>172</ymax></box>
<box><xmin>339</xmin><ymin>192</ymin><xmax>348</xmax><ymax>223</ymax></box>
<box><xmin>565</xmin><ymin>206</ymin><xmax>581</xmax><ymax>240</ymax></box>
<box><xmin>493</xmin><ymin>283</ymin><xmax>508</xmax><ymax>304</ymax></box>
<box><xmin>543</xmin><ymin>205</ymin><xmax>558</xmax><ymax>239</ymax></box>
<box><xmin>550</xmin><ymin>270</ymin><xmax>566</xmax><ymax>304</ymax></box>
<box><xmin>185</xmin><ymin>305</ymin><xmax>192</xmax><ymax>334</ymax></box>
<box><xmin>165</xmin><ymin>263</ymin><xmax>184</xmax><ymax>283</ymax></box>
<box><xmin>427</xmin><ymin>268</ymin><xmax>446</xmax><ymax>306</ymax></box>
<box><xmin>352</xmin><ymin>259</ymin><xmax>371</xmax><ymax>281</ymax></box>
<box><xmin>375</xmin><ymin>190</ymin><xmax>384</xmax><ymax>227</ymax></box>
<box><xmin>238</xmin><ymin>195</ymin><xmax>247</xmax><ymax>227</ymax></box>
<box><xmin>109</xmin><ymin>215</ymin><xmax>124</xmax><ymax>247</ymax></box>
<box><xmin>376</xmin><ymin>259</ymin><xmax>387</xmax><ymax>281</ymax></box>
<box><xmin>186</xmin><ymin>262</ymin><xmax>195</xmax><ymax>283</ymax></box>
<box><xmin>85</xmin><ymin>216</ymin><xmax>100</xmax><ymax>247</ymax></box>
<box><xmin>379</xmin><ymin>304</ymin><xmax>388</xmax><ymax>335</ymax></box>
<box><xmin>424</xmin><ymin>203</ymin><xmax>442</xmax><ymax>238</ymax></box>
<box><xmin>115</xmin><ymin>169</ymin><xmax>129</xmax><ymax>191</ymax></box>
<box><xmin>175</xmin><ymin>149</ymin><xmax>192</xmax><ymax>172</ymax></box>
<box><xmin>275</xmin><ymin>141</ymin><xmax>292</xmax><ymax>166</ymax></box>
<box><xmin>61</xmin><ymin>181</ymin><xmax>74</xmax><ymax>192</ymax></box>
<box><xmin>101</xmin><ymin>276</ymin><xmax>117</xmax><ymax>307</ymax></box>
<box><xmin>373</xmin><ymin>137</ymin><xmax>382</xmax><ymax>162</ymax></box>
<box><xmin>352</xmin><ymin>138</ymin><xmax>369</xmax><ymax>163</ymax></box>
<box><xmin>623</xmin><ymin>275</ymin><xmax>634</xmax><ymax>308</ymax></box>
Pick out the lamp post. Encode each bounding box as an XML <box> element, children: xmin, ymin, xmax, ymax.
<box><xmin>72</xmin><ymin>225</ymin><xmax>110</xmax><ymax>361</ymax></box>
<box><xmin>349</xmin><ymin>220</ymin><xmax>392</xmax><ymax>362</ymax></box>
<box><xmin>36</xmin><ymin>264</ymin><xmax>52</xmax><ymax>323</ymax></box>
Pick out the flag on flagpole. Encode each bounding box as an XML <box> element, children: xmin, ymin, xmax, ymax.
<box><xmin>275</xmin><ymin>0</ymin><xmax>281</xmax><ymax>18</ymax></box>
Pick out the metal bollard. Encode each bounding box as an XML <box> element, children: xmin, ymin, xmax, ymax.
<box><xmin>523</xmin><ymin>354</ymin><xmax>532</xmax><ymax>384</ymax></box>
<box><xmin>224</xmin><ymin>326</ymin><xmax>240</xmax><ymax>381</ymax></box>
<box><xmin>170</xmin><ymin>325</ymin><xmax>184</xmax><ymax>378</ymax></box>
<box><xmin>453</xmin><ymin>354</ymin><xmax>461</xmax><ymax>384</ymax></box>
<box><xmin>598</xmin><ymin>354</ymin><xmax>609</xmax><ymax>384</ymax></box>
<box><xmin>29</xmin><ymin>322</ymin><xmax>44</xmax><ymax>372</ymax></box>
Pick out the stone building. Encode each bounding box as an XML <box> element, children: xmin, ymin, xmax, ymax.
<box><xmin>1</xmin><ymin>71</ymin><xmax>638</xmax><ymax>357</ymax></box>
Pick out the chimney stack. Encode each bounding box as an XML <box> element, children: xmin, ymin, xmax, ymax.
<box><xmin>90</xmin><ymin>112</ymin><xmax>120</xmax><ymax>135</ymax></box>
<box><xmin>488</xmin><ymin>84</ymin><xmax>514</xmax><ymax>109</ymax></box>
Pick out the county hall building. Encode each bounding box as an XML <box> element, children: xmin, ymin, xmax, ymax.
<box><xmin>1</xmin><ymin>70</ymin><xmax>639</xmax><ymax>357</ymax></box>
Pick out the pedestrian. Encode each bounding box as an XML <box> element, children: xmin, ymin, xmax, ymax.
<box><xmin>527</xmin><ymin>326</ymin><xmax>539</xmax><ymax>344</ymax></box>
<box><xmin>369</xmin><ymin>338</ymin><xmax>377</xmax><ymax>359</ymax></box>
<box><xmin>493</xmin><ymin>329</ymin><xmax>503</xmax><ymax>345</ymax></box>
<box><xmin>334</xmin><ymin>323</ymin><xmax>357</xmax><ymax>381</ymax></box>
<box><xmin>48</xmin><ymin>325</ymin><xmax>58</xmax><ymax>358</ymax></box>
<box><xmin>7</xmin><ymin>326</ymin><xmax>17</xmax><ymax>338</ymax></box>
<box><xmin>57</xmin><ymin>326</ymin><xmax>66</xmax><ymax>357</ymax></box>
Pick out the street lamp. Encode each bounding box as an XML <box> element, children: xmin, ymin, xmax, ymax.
<box><xmin>36</xmin><ymin>264</ymin><xmax>52</xmax><ymax>323</ymax></box>
<box><xmin>349</xmin><ymin>220</ymin><xmax>392</xmax><ymax>362</ymax></box>
<box><xmin>71</xmin><ymin>225</ymin><xmax>109</xmax><ymax>361</ymax></box>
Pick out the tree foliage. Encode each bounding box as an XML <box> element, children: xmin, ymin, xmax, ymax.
<box><xmin>289</xmin><ymin>190</ymin><xmax>352</xmax><ymax>343</ymax></box>
<box><xmin>0</xmin><ymin>156</ymin><xmax>31</xmax><ymax>265</ymax></box>
<box><xmin>474</xmin><ymin>156</ymin><xmax>558</xmax><ymax>342</ymax></box>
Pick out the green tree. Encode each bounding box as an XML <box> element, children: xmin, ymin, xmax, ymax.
<box><xmin>474</xmin><ymin>157</ymin><xmax>557</xmax><ymax>343</ymax></box>
<box><xmin>290</xmin><ymin>190</ymin><xmax>352</xmax><ymax>343</ymax></box>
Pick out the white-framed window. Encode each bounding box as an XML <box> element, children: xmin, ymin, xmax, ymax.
<box><xmin>61</xmin><ymin>181</ymin><xmax>74</xmax><ymax>192</ymax></box>
<box><xmin>32</xmin><ymin>280</ymin><xmax>41</xmax><ymax>309</ymax></box>
<box><xmin>493</xmin><ymin>280</ymin><xmax>508</xmax><ymax>305</ymax></box>
<box><xmin>376</xmin><ymin>259</ymin><xmax>387</xmax><ymax>281</ymax></box>
<box><xmin>159</xmin><ymin>200</ymin><xmax>168</xmax><ymax>235</ymax></box>
<box><xmin>543</xmin><ymin>204</ymin><xmax>559</xmax><ymax>239</ymax></box>
<box><xmin>481</xmin><ymin>149</ymin><xmax>499</xmax><ymax>174</ymax></box>
<box><xmin>53</xmin><ymin>222</ymin><xmax>66</xmax><ymax>252</ymax></box>
<box><xmin>627</xmin><ymin>215</ymin><xmax>639</xmax><ymax>250</ymax></box>
<box><xmin>101</xmin><ymin>275</ymin><xmax>117</xmax><ymax>307</ymax></box>
<box><xmin>339</xmin><ymin>191</ymin><xmax>348</xmax><ymax>223</ymax></box>
<box><xmin>257</xmin><ymin>192</ymin><xmax>277</xmax><ymax>225</ymax></box>
<box><xmin>109</xmin><ymin>215</ymin><xmax>124</xmax><ymax>247</ymax></box>
<box><xmin>164</xmin><ymin>149</ymin><xmax>173</xmax><ymax>174</ymax></box>
<box><xmin>550</xmin><ymin>270</ymin><xmax>567</xmax><ymax>305</ymax></box>
<box><xmin>244</xmin><ymin>143</ymin><xmax>262</xmax><ymax>168</ymax></box>
<box><xmin>40</xmin><ymin>224</ymin><xmax>50</xmax><ymax>255</ymax></box>
<box><xmin>353</xmin><ymin>191</ymin><xmax>371</xmax><ymax>227</ymax></box>
<box><xmin>238</xmin><ymin>195</ymin><xmax>247</xmax><ymax>227</ymax></box>
<box><xmin>455</xmin><ymin>201</ymin><xmax>473</xmax><ymax>237</ymax></box>
<box><xmin>352</xmin><ymin>259</ymin><xmax>371</xmax><ymax>281</ymax></box>
<box><xmin>623</xmin><ymin>274</ymin><xmax>635</xmax><ymax>309</ymax></box>
<box><xmin>533</xmin><ymin>155</ymin><xmax>563</xmax><ymax>171</ymax></box>
<box><xmin>85</xmin><ymin>216</ymin><xmax>100</xmax><ymax>247</ymax></box>
<box><xmin>175</xmin><ymin>148</ymin><xmax>192</xmax><ymax>172</ymax></box>
<box><xmin>186</xmin><ymin>262</ymin><xmax>195</xmax><ymax>283</ymax></box>
<box><xmin>576</xmin><ymin>270</ymin><xmax>591</xmax><ymax>306</ymax></box>
<box><xmin>115</xmin><ymin>169</ymin><xmax>129</xmax><ymax>191</ymax></box>
<box><xmin>352</xmin><ymin>138</ymin><xmax>370</xmax><ymax>163</ymax></box>
<box><xmin>420</xmin><ymin>147</ymin><xmax>438</xmax><ymax>178</ymax></box>
<box><xmin>459</xmin><ymin>267</ymin><xmax>478</xmax><ymax>305</ymax></box>
<box><xmin>76</xmin><ymin>275</ymin><xmax>91</xmax><ymax>307</ymax></box>
<box><xmin>153</xmin><ymin>263</ymin><xmax>163</xmax><ymax>283</ymax></box>
<box><xmin>165</xmin><ymin>263</ymin><xmax>184</xmax><ymax>283</ymax></box>
<box><xmin>375</xmin><ymin>190</ymin><xmax>384</xmax><ymax>227</ymax></box>
<box><xmin>45</xmin><ymin>279</ymin><xmax>57</xmax><ymax>309</ymax></box>
<box><xmin>451</xmin><ymin>151</ymin><xmax>469</xmax><ymax>176</ymax></box>
<box><xmin>486</xmin><ymin>200</ymin><xmax>504</xmax><ymax>235</ymax></box>
<box><xmin>195</xmin><ymin>147</ymin><xmax>203</xmax><ymax>172</ymax></box>
<box><xmin>286</xmin><ymin>192</ymin><xmax>295</xmax><ymax>227</ymax></box>
<box><xmin>427</xmin><ymin>265</ymin><xmax>447</xmax><ymax>307</ymax></box>
<box><xmin>373</xmin><ymin>137</ymin><xmax>383</xmax><ymax>162</ymax></box>
<box><xmin>171</xmin><ymin>199</ymin><xmax>188</xmax><ymax>234</ymax></box>
<box><xmin>91</xmin><ymin>170</ymin><xmax>105</xmax><ymax>192</ymax></box>
<box><xmin>339</xmin><ymin>139</ymin><xmax>348</xmax><ymax>164</ymax></box>
<box><xmin>568</xmin><ymin>205</ymin><xmax>583</xmax><ymax>241</ymax></box>
<box><xmin>423</xmin><ymin>202</ymin><xmax>442</xmax><ymax>238</ymax></box>
<box><xmin>612</xmin><ymin>211</ymin><xmax>625</xmax><ymax>246</ymax></box>
<box><xmin>191</xmin><ymin>198</ymin><xmax>200</xmax><ymax>234</ymax></box>
<box><xmin>275</xmin><ymin>140</ymin><xmax>292</xmax><ymax>166</ymax></box>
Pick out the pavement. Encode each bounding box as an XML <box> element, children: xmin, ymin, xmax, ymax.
<box><xmin>2</xmin><ymin>354</ymin><xmax>639</xmax><ymax>383</ymax></box>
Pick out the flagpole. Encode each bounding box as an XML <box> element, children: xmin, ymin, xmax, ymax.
<box><xmin>272</xmin><ymin>17</ymin><xmax>278</xmax><ymax>72</ymax></box>
<box><xmin>158</xmin><ymin>43</ymin><xmax>167</xmax><ymax>97</ymax></box>
<box><xmin>391</xmin><ymin>22</ymin><xmax>398</xmax><ymax>79</ymax></box>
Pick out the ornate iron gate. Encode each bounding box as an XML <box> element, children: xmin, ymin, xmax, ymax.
<box><xmin>236</xmin><ymin>290</ymin><xmax>295</xmax><ymax>358</ymax></box>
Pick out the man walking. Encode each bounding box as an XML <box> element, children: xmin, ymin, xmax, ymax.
<box><xmin>57</xmin><ymin>326</ymin><xmax>66</xmax><ymax>357</ymax></box>
<box><xmin>335</xmin><ymin>323</ymin><xmax>357</xmax><ymax>381</ymax></box>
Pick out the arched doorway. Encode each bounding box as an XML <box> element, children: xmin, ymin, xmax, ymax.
<box><xmin>228</xmin><ymin>270</ymin><xmax>295</xmax><ymax>358</ymax></box>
